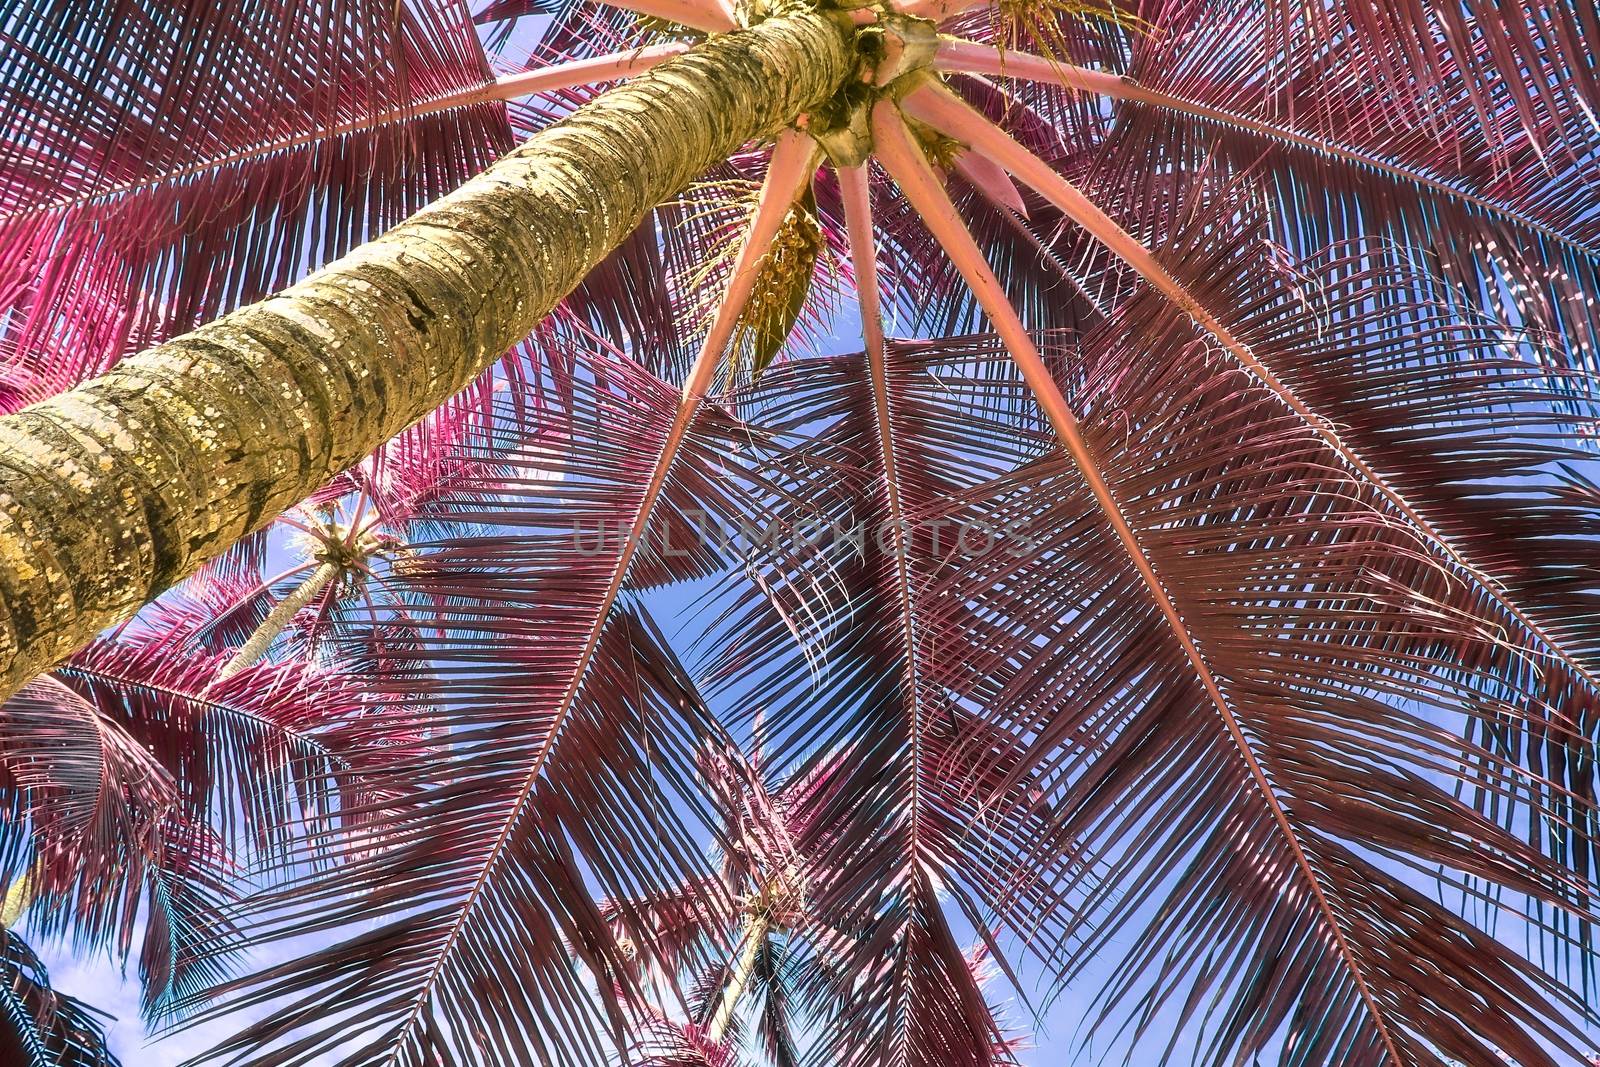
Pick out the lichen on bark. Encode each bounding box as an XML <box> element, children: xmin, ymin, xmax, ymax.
<box><xmin>0</xmin><ymin>10</ymin><xmax>859</xmax><ymax>700</ymax></box>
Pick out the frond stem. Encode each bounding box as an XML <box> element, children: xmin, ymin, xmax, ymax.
<box><xmin>872</xmin><ymin>97</ymin><xmax>1407</xmax><ymax>1067</ymax></box>
<box><xmin>932</xmin><ymin>40</ymin><xmax>1600</xmax><ymax>260</ymax></box>
<box><xmin>840</xmin><ymin>162</ymin><xmax>932</xmax><ymax>867</ymax></box>
<box><xmin>0</xmin><ymin>45</ymin><xmax>690</xmax><ymax>227</ymax></box>
<box><xmin>604</xmin><ymin>0</ymin><xmax>735</xmax><ymax>32</ymax></box>
<box><xmin>53</xmin><ymin>662</ymin><xmax>341</xmax><ymax>765</ymax></box>
<box><xmin>895</xmin><ymin>0</ymin><xmax>992</xmax><ymax>23</ymax></box>
<box><xmin>379</xmin><ymin>130</ymin><xmax>820</xmax><ymax>1057</ymax></box>
<box><xmin>904</xmin><ymin>77</ymin><xmax>1600</xmax><ymax>712</ymax></box>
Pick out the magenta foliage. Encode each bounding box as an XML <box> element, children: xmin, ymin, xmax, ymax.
<box><xmin>4</xmin><ymin>1</ymin><xmax>1600</xmax><ymax>1066</ymax></box>
<box><xmin>0</xmin><ymin>0</ymin><xmax>511</xmax><ymax>414</ymax></box>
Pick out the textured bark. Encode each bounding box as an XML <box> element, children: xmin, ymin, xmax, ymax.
<box><xmin>0</xmin><ymin>868</ymin><xmax>29</xmax><ymax>928</ymax></box>
<box><xmin>212</xmin><ymin>560</ymin><xmax>341</xmax><ymax>684</ymax></box>
<box><xmin>0</xmin><ymin>12</ymin><xmax>857</xmax><ymax>701</ymax></box>
<box><xmin>706</xmin><ymin>913</ymin><xmax>770</xmax><ymax>1042</ymax></box>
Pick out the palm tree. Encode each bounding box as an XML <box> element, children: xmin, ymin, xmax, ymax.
<box><xmin>0</xmin><ymin>607</ymin><xmax>397</xmax><ymax>1061</ymax></box>
<box><xmin>608</xmin><ymin>735</ymin><xmax>1035</xmax><ymax>1066</ymax></box>
<box><xmin>0</xmin><ymin>0</ymin><xmax>1598</xmax><ymax>1065</ymax></box>
<box><xmin>0</xmin><ymin>348</ymin><xmax>534</xmax><ymax>1058</ymax></box>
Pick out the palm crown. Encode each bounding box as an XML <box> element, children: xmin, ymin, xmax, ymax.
<box><xmin>0</xmin><ymin>0</ymin><xmax>1598</xmax><ymax>1065</ymax></box>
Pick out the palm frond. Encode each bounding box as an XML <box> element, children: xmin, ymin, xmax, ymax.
<box><xmin>181</xmin><ymin>335</ymin><xmax>764</xmax><ymax>1067</ymax></box>
<box><xmin>4</xmin><ymin>2</ymin><xmax>1600</xmax><ymax>1064</ymax></box>
<box><xmin>0</xmin><ymin>0</ymin><xmax>512</xmax><ymax>412</ymax></box>
<box><xmin>692</xmin><ymin>337</ymin><xmax>1081</xmax><ymax>1066</ymax></box>
<box><xmin>0</xmin><ymin>927</ymin><xmax>119</xmax><ymax>1067</ymax></box>
<box><xmin>54</xmin><ymin>634</ymin><xmax>380</xmax><ymax>862</ymax></box>
<box><xmin>0</xmin><ymin>675</ymin><xmax>237</xmax><ymax>1019</ymax></box>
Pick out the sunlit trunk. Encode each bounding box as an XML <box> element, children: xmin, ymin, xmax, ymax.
<box><xmin>0</xmin><ymin>13</ymin><xmax>857</xmax><ymax>701</ymax></box>
<box><xmin>0</xmin><ymin>868</ymin><xmax>30</xmax><ymax>928</ymax></box>
<box><xmin>212</xmin><ymin>560</ymin><xmax>342</xmax><ymax>684</ymax></box>
<box><xmin>705</xmin><ymin>913</ymin><xmax>771</xmax><ymax>1043</ymax></box>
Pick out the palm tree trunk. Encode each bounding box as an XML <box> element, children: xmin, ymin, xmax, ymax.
<box><xmin>706</xmin><ymin>913</ymin><xmax>770</xmax><ymax>1043</ymax></box>
<box><xmin>212</xmin><ymin>560</ymin><xmax>342</xmax><ymax>684</ymax></box>
<box><xmin>0</xmin><ymin>868</ymin><xmax>31</xmax><ymax>929</ymax></box>
<box><xmin>0</xmin><ymin>12</ymin><xmax>857</xmax><ymax>702</ymax></box>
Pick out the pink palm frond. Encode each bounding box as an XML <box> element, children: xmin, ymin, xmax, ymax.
<box><xmin>905</xmin><ymin>76</ymin><xmax>1600</xmax><ymax>781</ymax></box>
<box><xmin>869</xmin><ymin>92</ymin><xmax>1600</xmax><ymax>1063</ymax></box>
<box><xmin>177</xmin><ymin>332</ymin><xmax>768</xmax><ymax>1064</ymax></box>
<box><xmin>0</xmin><ymin>0</ymin><xmax>510</xmax><ymax>405</ymax></box>
<box><xmin>0</xmin><ymin>677</ymin><xmax>234</xmax><ymax>1020</ymax></box>
<box><xmin>627</xmin><ymin>996</ymin><xmax>744</xmax><ymax>1067</ymax></box>
<box><xmin>5</xmin><ymin>3</ymin><xmax>1597</xmax><ymax>1065</ymax></box>
<box><xmin>0</xmin><ymin>925</ymin><xmax>119</xmax><ymax>1066</ymax></box>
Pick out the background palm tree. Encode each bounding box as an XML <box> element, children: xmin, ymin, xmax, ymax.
<box><xmin>606</xmin><ymin>734</ymin><xmax>1035</xmax><ymax>1066</ymax></box>
<box><xmin>0</xmin><ymin>0</ymin><xmax>1598</xmax><ymax>1065</ymax></box>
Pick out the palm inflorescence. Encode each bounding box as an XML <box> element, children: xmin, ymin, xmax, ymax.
<box><xmin>1</xmin><ymin>0</ymin><xmax>1599</xmax><ymax>1065</ymax></box>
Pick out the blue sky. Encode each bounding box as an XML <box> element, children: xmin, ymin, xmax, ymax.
<box><xmin>19</xmin><ymin>6</ymin><xmax>1600</xmax><ymax>1066</ymax></box>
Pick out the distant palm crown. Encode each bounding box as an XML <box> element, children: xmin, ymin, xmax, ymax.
<box><xmin>0</xmin><ymin>0</ymin><xmax>1598</xmax><ymax>1065</ymax></box>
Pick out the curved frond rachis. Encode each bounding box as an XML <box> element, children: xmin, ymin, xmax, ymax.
<box><xmin>1</xmin><ymin>0</ymin><xmax>1599</xmax><ymax>1064</ymax></box>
